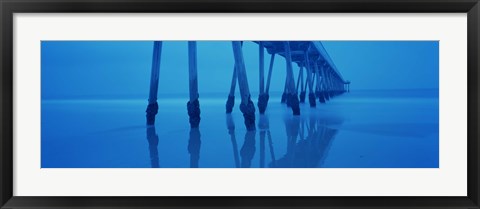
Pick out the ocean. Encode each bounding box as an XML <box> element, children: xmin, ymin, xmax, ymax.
<box><xmin>41</xmin><ymin>89</ymin><xmax>439</xmax><ymax>168</ymax></box>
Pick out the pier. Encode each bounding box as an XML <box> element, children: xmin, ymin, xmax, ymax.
<box><xmin>146</xmin><ymin>41</ymin><xmax>349</xmax><ymax>130</ymax></box>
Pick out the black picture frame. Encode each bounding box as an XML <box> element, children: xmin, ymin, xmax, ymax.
<box><xmin>1</xmin><ymin>0</ymin><xmax>479</xmax><ymax>208</ymax></box>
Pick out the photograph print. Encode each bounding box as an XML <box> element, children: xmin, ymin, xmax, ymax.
<box><xmin>41</xmin><ymin>41</ymin><xmax>439</xmax><ymax>168</ymax></box>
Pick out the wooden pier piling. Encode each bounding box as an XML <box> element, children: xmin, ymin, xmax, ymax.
<box><xmin>232</xmin><ymin>41</ymin><xmax>256</xmax><ymax>131</ymax></box>
<box><xmin>284</xmin><ymin>41</ymin><xmax>300</xmax><ymax>115</ymax></box>
<box><xmin>146</xmin><ymin>41</ymin><xmax>163</xmax><ymax>125</ymax></box>
<box><xmin>187</xmin><ymin>41</ymin><xmax>201</xmax><ymax>128</ymax></box>
<box><xmin>257</xmin><ymin>42</ymin><xmax>270</xmax><ymax>114</ymax></box>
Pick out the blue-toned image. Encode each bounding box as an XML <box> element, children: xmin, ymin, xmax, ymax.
<box><xmin>41</xmin><ymin>41</ymin><xmax>439</xmax><ymax>168</ymax></box>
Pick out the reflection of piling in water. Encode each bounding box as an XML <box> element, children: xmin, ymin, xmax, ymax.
<box><xmin>258</xmin><ymin>115</ymin><xmax>270</xmax><ymax>168</ymax></box>
<box><xmin>259</xmin><ymin>115</ymin><xmax>277</xmax><ymax>168</ymax></box>
<box><xmin>146</xmin><ymin>125</ymin><xmax>160</xmax><ymax>168</ymax></box>
<box><xmin>240</xmin><ymin>130</ymin><xmax>256</xmax><ymax>168</ymax></box>
<box><xmin>227</xmin><ymin>114</ymin><xmax>276</xmax><ymax>168</ymax></box>
<box><xmin>260</xmin><ymin>132</ymin><xmax>265</xmax><ymax>168</ymax></box>
<box><xmin>188</xmin><ymin>128</ymin><xmax>201</xmax><ymax>168</ymax></box>
<box><xmin>267</xmin><ymin>131</ymin><xmax>276</xmax><ymax>168</ymax></box>
<box><xmin>270</xmin><ymin>114</ymin><xmax>343</xmax><ymax>168</ymax></box>
<box><xmin>285</xmin><ymin>115</ymin><xmax>300</xmax><ymax>167</ymax></box>
<box><xmin>316</xmin><ymin>123</ymin><xmax>339</xmax><ymax>166</ymax></box>
<box><xmin>226</xmin><ymin>114</ymin><xmax>240</xmax><ymax>168</ymax></box>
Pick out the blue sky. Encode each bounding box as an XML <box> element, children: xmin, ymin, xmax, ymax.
<box><xmin>41</xmin><ymin>41</ymin><xmax>439</xmax><ymax>99</ymax></box>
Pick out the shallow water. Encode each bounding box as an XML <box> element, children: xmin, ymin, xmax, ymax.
<box><xmin>41</xmin><ymin>90</ymin><xmax>439</xmax><ymax>168</ymax></box>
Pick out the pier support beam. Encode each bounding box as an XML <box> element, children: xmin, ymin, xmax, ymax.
<box><xmin>321</xmin><ymin>63</ymin><xmax>332</xmax><ymax>101</ymax></box>
<box><xmin>330</xmin><ymin>68</ymin><xmax>337</xmax><ymax>97</ymax></box>
<box><xmin>315</xmin><ymin>62</ymin><xmax>326</xmax><ymax>103</ymax></box>
<box><xmin>333</xmin><ymin>73</ymin><xmax>338</xmax><ymax>96</ymax></box>
<box><xmin>284</xmin><ymin>41</ymin><xmax>300</xmax><ymax>115</ymax></box>
<box><xmin>258</xmin><ymin>53</ymin><xmax>275</xmax><ymax>114</ymax></box>
<box><xmin>259</xmin><ymin>42</ymin><xmax>265</xmax><ymax>95</ymax></box>
<box><xmin>187</xmin><ymin>41</ymin><xmax>201</xmax><ymax>128</ymax></box>
<box><xmin>315</xmin><ymin>71</ymin><xmax>321</xmax><ymax>100</ymax></box>
<box><xmin>281</xmin><ymin>77</ymin><xmax>288</xmax><ymax>104</ymax></box>
<box><xmin>265</xmin><ymin>54</ymin><xmax>275</xmax><ymax>94</ymax></box>
<box><xmin>226</xmin><ymin>43</ymin><xmax>244</xmax><ymax>113</ymax></box>
<box><xmin>336</xmin><ymin>76</ymin><xmax>342</xmax><ymax>95</ymax></box>
<box><xmin>232</xmin><ymin>41</ymin><xmax>256</xmax><ymax>131</ymax></box>
<box><xmin>146</xmin><ymin>41</ymin><xmax>162</xmax><ymax>125</ymax></box>
<box><xmin>305</xmin><ymin>55</ymin><xmax>316</xmax><ymax>108</ymax></box>
<box><xmin>296</xmin><ymin>66</ymin><xmax>306</xmax><ymax>103</ymax></box>
<box><xmin>328</xmin><ymin>69</ymin><xmax>335</xmax><ymax>97</ymax></box>
<box><xmin>225</xmin><ymin>66</ymin><xmax>236</xmax><ymax>113</ymax></box>
<box><xmin>298</xmin><ymin>66</ymin><xmax>306</xmax><ymax>103</ymax></box>
<box><xmin>257</xmin><ymin>42</ymin><xmax>269</xmax><ymax>114</ymax></box>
